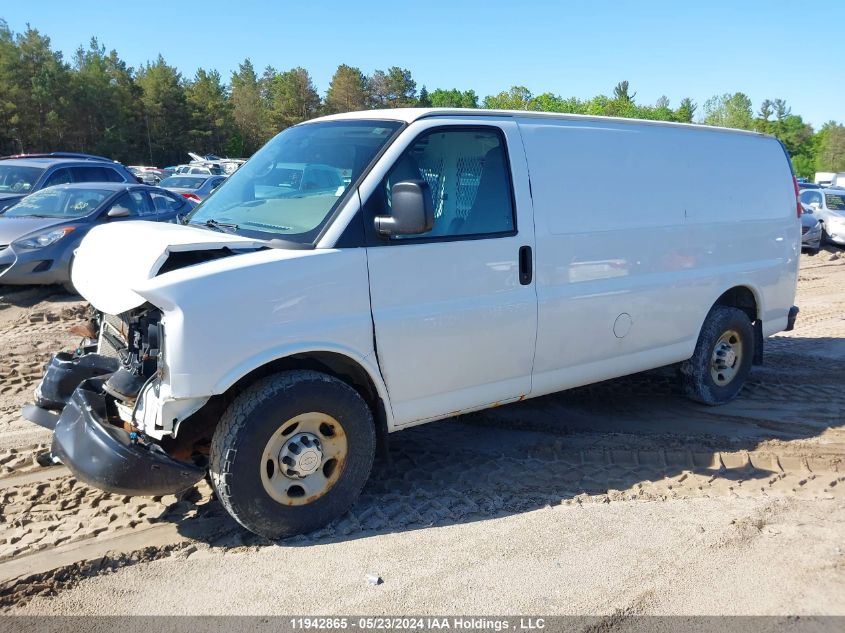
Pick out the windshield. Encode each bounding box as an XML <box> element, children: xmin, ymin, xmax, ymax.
<box><xmin>4</xmin><ymin>187</ymin><xmax>111</xmax><ymax>218</ymax></box>
<box><xmin>187</xmin><ymin>120</ymin><xmax>402</xmax><ymax>242</ymax></box>
<box><xmin>161</xmin><ymin>176</ymin><xmax>206</xmax><ymax>189</ymax></box>
<box><xmin>825</xmin><ymin>193</ymin><xmax>845</xmax><ymax>211</ymax></box>
<box><xmin>0</xmin><ymin>165</ymin><xmax>44</xmax><ymax>194</ymax></box>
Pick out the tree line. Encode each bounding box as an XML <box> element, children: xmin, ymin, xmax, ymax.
<box><xmin>1</xmin><ymin>21</ymin><xmax>843</xmax><ymax>177</ymax></box>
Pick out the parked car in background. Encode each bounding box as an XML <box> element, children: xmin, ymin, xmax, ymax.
<box><xmin>801</xmin><ymin>204</ymin><xmax>822</xmax><ymax>253</ymax></box>
<box><xmin>160</xmin><ymin>174</ymin><xmax>226</xmax><ymax>202</ymax></box>
<box><xmin>220</xmin><ymin>159</ymin><xmax>246</xmax><ymax>174</ymax></box>
<box><xmin>0</xmin><ymin>153</ymin><xmax>137</xmax><ymax>212</ymax></box>
<box><xmin>128</xmin><ymin>166</ymin><xmax>164</xmax><ymax>185</ymax></box>
<box><xmin>800</xmin><ymin>187</ymin><xmax>845</xmax><ymax>246</ymax></box>
<box><xmin>798</xmin><ymin>182</ymin><xmax>822</xmax><ymax>190</ymax></box>
<box><xmin>0</xmin><ymin>183</ymin><xmax>193</xmax><ymax>290</ymax></box>
<box><xmin>174</xmin><ymin>164</ymin><xmax>224</xmax><ymax>176</ymax></box>
<box><xmin>253</xmin><ymin>161</ymin><xmax>345</xmax><ymax>199</ymax></box>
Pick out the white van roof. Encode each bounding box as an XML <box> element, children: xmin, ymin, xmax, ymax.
<box><xmin>309</xmin><ymin>107</ymin><xmax>769</xmax><ymax>138</ymax></box>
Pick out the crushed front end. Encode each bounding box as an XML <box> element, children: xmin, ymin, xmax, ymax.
<box><xmin>23</xmin><ymin>306</ymin><xmax>206</xmax><ymax>496</ymax></box>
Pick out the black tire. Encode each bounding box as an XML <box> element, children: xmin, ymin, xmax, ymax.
<box><xmin>820</xmin><ymin>224</ymin><xmax>829</xmax><ymax>246</ymax></box>
<box><xmin>679</xmin><ymin>306</ymin><xmax>754</xmax><ymax>406</ymax></box>
<box><xmin>209</xmin><ymin>370</ymin><xmax>376</xmax><ymax>539</ymax></box>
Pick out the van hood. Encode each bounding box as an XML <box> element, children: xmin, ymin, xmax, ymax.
<box><xmin>72</xmin><ymin>221</ymin><xmax>268</xmax><ymax>314</ymax></box>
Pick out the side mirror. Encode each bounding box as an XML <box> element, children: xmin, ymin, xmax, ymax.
<box><xmin>107</xmin><ymin>205</ymin><xmax>131</xmax><ymax>218</ymax></box>
<box><xmin>374</xmin><ymin>180</ymin><xmax>434</xmax><ymax>237</ymax></box>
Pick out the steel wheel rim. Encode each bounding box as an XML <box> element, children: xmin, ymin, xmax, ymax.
<box><xmin>710</xmin><ymin>329</ymin><xmax>743</xmax><ymax>386</ymax></box>
<box><xmin>260</xmin><ymin>412</ymin><xmax>348</xmax><ymax>506</ymax></box>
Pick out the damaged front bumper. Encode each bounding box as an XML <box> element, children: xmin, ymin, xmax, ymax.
<box><xmin>23</xmin><ymin>354</ymin><xmax>205</xmax><ymax>496</ymax></box>
<box><xmin>33</xmin><ymin>351</ymin><xmax>120</xmax><ymax>410</ymax></box>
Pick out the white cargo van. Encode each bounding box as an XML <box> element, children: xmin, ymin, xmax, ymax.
<box><xmin>25</xmin><ymin>109</ymin><xmax>801</xmax><ymax>538</ymax></box>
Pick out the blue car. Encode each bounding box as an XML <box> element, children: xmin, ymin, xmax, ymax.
<box><xmin>0</xmin><ymin>183</ymin><xmax>193</xmax><ymax>290</ymax></box>
<box><xmin>0</xmin><ymin>153</ymin><xmax>138</xmax><ymax>212</ymax></box>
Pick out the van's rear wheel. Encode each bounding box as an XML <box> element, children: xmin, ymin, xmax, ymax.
<box><xmin>209</xmin><ymin>370</ymin><xmax>376</xmax><ymax>539</ymax></box>
<box><xmin>680</xmin><ymin>306</ymin><xmax>754</xmax><ymax>405</ymax></box>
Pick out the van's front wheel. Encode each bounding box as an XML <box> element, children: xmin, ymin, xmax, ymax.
<box><xmin>209</xmin><ymin>370</ymin><xmax>376</xmax><ymax>539</ymax></box>
<box><xmin>680</xmin><ymin>306</ymin><xmax>754</xmax><ymax>405</ymax></box>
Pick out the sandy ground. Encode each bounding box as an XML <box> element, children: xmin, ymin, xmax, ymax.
<box><xmin>0</xmin><ymin>249</ymin><xmax>842</xmax><ymax>617</ymax></box>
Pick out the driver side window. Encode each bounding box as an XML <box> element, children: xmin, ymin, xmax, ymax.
<box><xmin>381</xmin><ymin>128</ymin><xmax>515</xmax><ymax>239</ymax></box>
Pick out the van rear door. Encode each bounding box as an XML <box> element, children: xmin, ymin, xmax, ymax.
<box><xmin>363</xmin><ymin>119</ymin><xmax>537</xmax><ymax>427</ymax></box>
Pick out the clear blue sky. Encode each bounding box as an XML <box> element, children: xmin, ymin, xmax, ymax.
<box><xmin>2</xmin><ymin>0</ymin><xmax>842</xmax><ymax>128</ymax></box>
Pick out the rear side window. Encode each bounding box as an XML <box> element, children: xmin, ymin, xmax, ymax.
<box><xmin>381</xmin><ymin>128</ymin><xmax>515</xmax><ymax>239</ymax></box>
<box><xmin>825</xmin><ymin>193</ymin><xmax>845</xmax><ymax>210</ymax></box>
<box><xmin>43</xmin><ymin>168</ymin><xmax>72</xmax><ymax>187</ymax></box>
<box><xmin>149</xmin><ymin>190</ymin><xmax>184</xmax><ymax>212</ymax></box>
<box><xmin>70</xmin><ymin>166</ymin><xmax>126</xmax><ymax>183</ymax></box>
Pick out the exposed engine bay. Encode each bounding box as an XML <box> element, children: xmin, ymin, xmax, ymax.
<box><xmin>37</xmin><ymin>305</ymin><xmax>164</xmax><ymax>423</ymax></box>
<box><xmin>23</xmin><ymin>305</ymin><xmax>209</xmax><ymax>495</ymax></box>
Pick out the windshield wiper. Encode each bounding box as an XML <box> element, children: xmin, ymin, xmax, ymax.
<box><xmin>195</xmin><ymin>219</ymin><xmax>239</xmax><ymax>234</ymax></box>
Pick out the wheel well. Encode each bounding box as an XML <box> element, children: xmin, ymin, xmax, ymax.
<box><xmin>714</xmin><ymin>286</ymin><xmax>758</xmax><ymax>322</ymax></box>
<box><xmin>183</xmin><ymin>352</ymin><xmax>390</xmax><ymax>457</ymax></box>
<box><xmin>713</xmin><ymin>286</ymin><xmax>763</xmax><ymax>365</ymax></box>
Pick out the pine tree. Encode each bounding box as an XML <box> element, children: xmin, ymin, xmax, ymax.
<box><xmin>325</xmin><ymin>64</ymin><xmax>369</xmax><ymax>113</ymax></box>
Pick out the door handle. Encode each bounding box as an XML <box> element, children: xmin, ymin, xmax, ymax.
<box><xmin>519</xmin><ymin>245</ymin><xmax>533</xmax><ymax>285</ymax></box>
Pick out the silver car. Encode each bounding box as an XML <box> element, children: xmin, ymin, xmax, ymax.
<box><xmin>159</xmin><ymin>174</ymin><xmax>226</xmax><ymax>202</ymax></box>
<box><xmin>799</xmin><ymin>187</ymin><xmax>845</xmax><ymax>247</ymax></box>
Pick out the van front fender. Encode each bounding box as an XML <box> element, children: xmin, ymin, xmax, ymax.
<box><xmin>205</xmin><ymin>343</ymin><xmax>395</xmax><ymax>430</ymax></box>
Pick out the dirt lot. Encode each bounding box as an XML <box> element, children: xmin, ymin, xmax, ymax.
<box><xmin>0</xmin><ymin>250</ymin><xmax>842</xmax><ymax>617</ymax></box>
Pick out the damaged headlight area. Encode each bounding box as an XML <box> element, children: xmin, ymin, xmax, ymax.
<box><xmin>23</xmin><ymin>304</ymin><xmax>206</xmax><ymax>496</ymax></box>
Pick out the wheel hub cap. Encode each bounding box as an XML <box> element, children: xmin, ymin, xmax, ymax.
<box><xmin>259</xmin><ymin>412</ymin><xmax>348</xmax><ymax>506</ymax></box>
<box><xmin>710</xmin><ymin>330</ymin><xmax>742</xmax><ymax>386</ymax></box>
<box><xmin>279</xmin><ymin>433</ymin><xmax>323</xmax><ymax>478</ymax></box>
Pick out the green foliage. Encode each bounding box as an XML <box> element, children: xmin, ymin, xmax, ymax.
<box><xmin>791</xmin><ymin>153</ymin><xmax>815</xmax><ymax>179</ymax></box>
<box><xmin>186</xmin><ymin>68</ymin><xmax>233</xmax><ymax>156</ymax></box>
<box><xmin>325</xmin><ymin>64</ymin><xmax>369</xmax><ymax>114</ymax></box>
<box><xmin>702</xmin><ymin>92</ymin><xmax>754</xmax><ymax>129</ymax></box>
<box><xmin>66</xmin><ymin>39</ymin><xmax>145</xmax><ymax>162</ymax></box>
<box><xmin>417</xmin><ymin>86</ymin><xmax>431</xmax><ymax>108</ymax></box>
<box><xmin>369</xmin><ymin>67</ymin><xmax>417</xmax><ymax>108</ymax></box>
<box><xmin>0</xmin><ymin>21</ymin><xmax>837</xmax><ymax>177</ymax></box>
<box><xmin>136</xmin><ymin>55</ymin><xmax>189</xmax><ymax>166</ymax></box>
<box><xmin>483</xmin><ymin>86</ymin><xmax>533</xmax><ymax>110</ymax></box>
<box><xmin>230</xmin><ymin>58</ymin><xmax>269</xmax><ymax>156</ymax></box>
<box><xmin>8</xmin><ymin>26</ymin><xmax>71</xmax><ymax>152</ymax></box>
<box><xmin>674</xmin><ymin>98</ymin><xmax>696</xmax><ymax>123</ymax></box>
<box><xmin>816</xmin><ymin>123</ymin><xmax>845</xmax><ymax>172</ymax></box>
<box><xmin>613</xmin><ymin>80</ymin><xmax>635</xmax><ymax>103</ymax></box>
<box><xmin>429</xmin><ymin>88</ymin><xmax>478</xmax><ymax>108</ymax></box>
<box><xmin>266</xmin><ymin>67</ymin><xmax>321</xmax><ymax>130</ymax></box>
